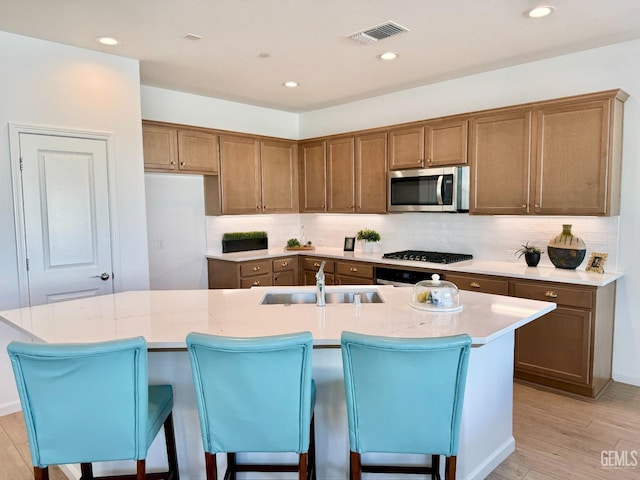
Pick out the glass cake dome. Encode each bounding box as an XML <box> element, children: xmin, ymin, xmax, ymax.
<box><xmin>410</xmin><ymin>274</ymin><xmax>463</xmax><ymax>312</ymax></box>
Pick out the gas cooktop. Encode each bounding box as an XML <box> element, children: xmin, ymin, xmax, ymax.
<box><xmin>382</xmin><ymin>250</ymin><xmax>473</xmax><ymax>264</ymax></box>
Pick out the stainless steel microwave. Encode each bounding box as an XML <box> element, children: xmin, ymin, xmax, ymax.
<box><xmin>388</xmin><ymin>166</ymin><xmax>470</xmax><ymax>212</ymax></box>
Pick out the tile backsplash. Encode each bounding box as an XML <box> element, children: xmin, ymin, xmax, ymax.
<box><xmin>206</xmin><ymin>213</ymin><xmax>619</xmax><ymax>271</ymax></box>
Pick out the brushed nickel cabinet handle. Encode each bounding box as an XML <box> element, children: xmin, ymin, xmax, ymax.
<box><xmin>545</xmin><ymin>291</ymin><xmax>558</xmax><ymax>298</ymax></box>
<box><xmin>314</xmin><ymin>262</ymin><xmax>320</xmax><ymax>267</ymax></box>
<box><xmin>170</xmin><ymin>161</ymin><xmax>176</xmax><ymax>165</ymax></box>
<box><xmin>535</xmin><ymin>203</ymin><xmax>540</xmax><ymax>208</ymax></box>
<box><xmin>253</xmin><ymin>266</ymin><xmax>261</xmax><ymax>271</ymax></box>
<box><xmin>350</xmin><ymin>267</ymin><xmax>358</xmax><ymax>272</ymax></box>
<box><xmin>180</xmin><ymin>162</ymin><xmax>185</xmax><ymax>166</ymax></box>
<box><xmin>253</xmin><ymin>280</ymin><xmax>261</xmax><ymax>286</ymax></box>
<box><xmin>470</xmin><ymin>282</ymin><xmax>481</xmax><ymax>288</ymax></box>
<box><xmin>281</xmin><ymin>261</ymin><xmax>289</xmax><ymax>267</ymax></box>
<box><xmin>522</xmin><ymin>204</ymin><xmax>527</xmax><ymax>208</ymax></box>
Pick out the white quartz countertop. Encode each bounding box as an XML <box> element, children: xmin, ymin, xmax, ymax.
<box><xmin>206</xmin><ymin>247</ymin><xmax>622</xmax><ymax>287</ymax></box>
<box><xmin>0</xmin><ymin>285</ymin><xmax>556</xmax><ymax>349</ymax></box>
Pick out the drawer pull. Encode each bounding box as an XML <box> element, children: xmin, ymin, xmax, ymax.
<box><xmin>253</xmin><ymin>280</ymin><xmax>261</xmax><ymax>286</ymax></box>
<box><xmin>349</xmin><ymin>267</ymin><xmax>358</xmax><ymax>272</ymax></box>
<box><xmin>281</xmin><ymin>261</ymin><xmax>289</xmax><ymax>267</ymax></box>
<box><xmin>545</xmin><ymin>291</ymin><xmax>558</xmax><ymax>298</ymax></box>
<box><xmin>253</xmin><ymin>266</ymin><xmax>261</xmax><ymax>271</ymax></box>
<box><xmin>313</xmin><ymin>262</ymin><xmax>320</xmax><ymax>267</ymax></box>
<box><xmin>470</xmin><ymin>282</ymin><xmax>481</xmax><ymax>288</ymax></box>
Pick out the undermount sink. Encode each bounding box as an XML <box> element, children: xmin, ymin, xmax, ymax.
<box><xmin>260</xmin><ymin>291</ymin><xmax>383</xmax><ymax>305</ymax></box>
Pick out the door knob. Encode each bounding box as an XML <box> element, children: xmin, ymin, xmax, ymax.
<box><xmin>91</xmin><ymin>272</ymin><xmax>110</xmax><ymax>281</ymax></box>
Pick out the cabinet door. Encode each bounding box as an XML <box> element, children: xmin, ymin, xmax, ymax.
<box><xmin>469</xmin><ymin>110</ymin><xmax>532</xmax><ymax>214</ymax></box>
<box><xmin>219</xmin><ymin>135</ymin><xmax>261</xmax><ymax>215</ymax></box>
<box><xmin>261</xmin><ymin>140</ymin><xmax>298</xmax><ymax>213</ymax></box>
<box><xmin>388</xmin><ymin>126</ymin><xmax>425</xmax><ymax>170</ymax></box>
<box><xmin>534</xmin><ymin>99</ymin><xmax>611</xmax><ymax>215</ymax></box>
<box><xmin>302</xmin><ymin>271</ymin><xmax>334</xmax><ymax>286</ymax></box>
<box><xmin>142</xmin><ymin>124</ymin><xmax>178</xmax><ymax>171</ymax></box>
<box><xmin>335</xmin><ymin>261</ymin><xmax>374</xmax><ymax>281</ymax></box>
<box><xmin>240</xmin><ymin>273</ymin><xmax>272</xmax><ymax>288</ymax></box>
<box><xmin>273</xmin><ymin>271</ymin><xmax>295</xmax><ymax>286</ymax></box>
<box><xmin>177</xmin><ymin>129</ymin><xmax>218</xmax><ymax>174</ymax></box>
<box><xmin>515</xmin><ymin>307</ymin><xmax>592</xmax><ymax>386</ymax></box>
<box><xmin>327</xmin><ymin>137</ymin><xmax>356</xmax><ymax>212</ymax></box>
<box><xmin>425</xmin><ymin>119</ymin><xmax>468</xmax><ymax>167</ymax></box>
<box><xmin>355</xmin><ymin>132</ymin><xmax>387</xmax><ymax>214</ymax></box>
<box><xmin>299</xmin><ymin>141</ymin><xmax>327</xmax><ymax>212</ymax></box>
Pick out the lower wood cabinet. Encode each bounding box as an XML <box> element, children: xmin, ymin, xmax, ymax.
<box><xmin>446</xmin><ymin>273</ymin><xmax>509</xmax><ymax>295</ymax></box>
<box><xmin>334</xmin><ymin>260</ymin><xmax>374</xmax><ymax>285</ymax></box>
<box><xmin>273</xmin><ymin>257</ymin><xmax>298</xmax><ymax>286</ymax></box>
<box><xmin>512</xmin><ymin>279</ymin><xmax>615</xmax><ymax>398</ymax></box>
<box><xmin>300</xmin><ymin>257</ymin><xmax>335</xmax><ymax>286</ymax></box>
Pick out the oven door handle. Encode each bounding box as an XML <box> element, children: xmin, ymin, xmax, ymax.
<box><xmin>436</xmin><ymin>175</ymin><xmax>444</xmax><ymax>205</ymax></box>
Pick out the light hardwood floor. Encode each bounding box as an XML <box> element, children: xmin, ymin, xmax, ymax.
<box><xmin>1</xmin><ymin>382</ymin><xmax>639</xmax><ymax>480</ymax></box>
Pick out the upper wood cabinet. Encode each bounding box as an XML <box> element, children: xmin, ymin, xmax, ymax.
<box><xmin>425</xmin><ymin>118</ymin><xmax>468</xmax><ymax>167</ymax></box>
<box><xmin>355</xmin><ymin>132</ymin><xmax>388</xmax><ymax>213</ymax></box>
<box><xmin>261</xmin><ymin>140</ymin><xmax>298</xmax><ymax>214</ymax></box>
<box><xmin>142</xmin><ymin>122</ymin><xmax>218</xmax><ymax>175</ymax></box>
<box><xmin>534</xmin><ymin>96</ymin><xmax>624</xmax><ymax>215</ymax></box>
<box><xmin>469</xmin><ymin>109</ymin><xmax>533</xmax><ymax>215</ymax></box>
<box><xmin>299</xmin><ymin>141</ymin><xmax>327</xmax><ymax>213</ymax></box>
<box><xmin>470</xmin><ymin>90</ymin><xmax>627</xmax><ymax>216</ymax></box>
<box><xmin>388</xmin><ymin>126</ymin><xmax>425</xmax><ymax>170</ymax></box>
<box><xmin>217</xmin><ymin>135</ymin><xmax>298</xmax><ymax>215</ymax></box>
<box><xmin>327</xmin><ymin>137</ymin><xmax>356</xmax><ymax>213</ymax></box>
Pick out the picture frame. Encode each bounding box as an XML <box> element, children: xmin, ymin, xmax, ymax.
<box><xmin>586</xmin><ymin>252</ymin><xmax>608</xmax><ymax>273</ymax></box>
<box><xmin>343</xmin><ymin>236</ymin><xmax>355</xmax><ymax>252</ymax></box>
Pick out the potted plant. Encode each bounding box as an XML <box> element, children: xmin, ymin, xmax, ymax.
<box><xmin>222</xmin><ymin>231</ymin><xmax>268</xmax><ymax>253</ymax></box>
<box><xmin>356</xmin><ymin>229</ymin><xmax>381</xmax><ymax>253</ymax></box>
<box><xmin>515</xmin><ymin>242</ymin><xmax>542</xmax><ymax>267</ymax></box>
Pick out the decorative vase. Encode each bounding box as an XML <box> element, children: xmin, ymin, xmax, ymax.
<box><xmin>547</xmin><ymin>224</ymin><xmax>586</xmax><ymax>269</ymax></box>
<box><xmin>524</xmin><ymin>252</ymin><xmax>541</xmax><ymax>267</ymax></box>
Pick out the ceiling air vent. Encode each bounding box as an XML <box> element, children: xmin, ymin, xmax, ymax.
<box><xmin>347</xmin><ymin>21</ymin><xmax>409</xmax><ymax>45</ymax></box>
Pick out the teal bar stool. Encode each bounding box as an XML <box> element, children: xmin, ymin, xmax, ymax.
<box><xmin>7</xmin><ymin>337</ymin><xmax>180</xmax><ymax>480</ymax></box>
<box><xmin>186</xmin><ymin>331</ymin><xmax>316</xmax><ymax>480</ymax></box>
<box><xmin>341</xmin><ymin>331</ymin><xmax>472</xmax><ymax>480</ymax></box>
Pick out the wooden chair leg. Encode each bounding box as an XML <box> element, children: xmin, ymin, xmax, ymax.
<box><xmin>163</xmin><ymin>412</ymin><xmax>180</xmax><ymax>479</ymax></box>
<box><xmin>80</xmin><ymin>463</ymin><xmax>93</xmax><ymax>479</ymax></box>
<box><xmin>309</xmin><ymin>415</ymin><xmax>317</xmax><ymax>480</ymax></box>
<box><xmin>431</xmin><ymin>454</ymin><xmax>441</xmax><ymax>480</ymax></box>
<box><xmin>445</xmin><ymin>455</ymin><xmax>457</xmax><ymax>480</ymax></box>
<box><xmin>298</xmin><ymin>452</ymin><xmax>308</xmax><ymax>480</ymax></box>
<box><xmin>349</xmin><ymin>451</ymin><xmax>361</xmax><ymax>480</ymax></box>
<box><xmin>34</xmin><ymin>466</ymin><xmax>49</xmax><ymax>480</ymax></box>
<box><xmin>226</xmin><ymin>452</ymin><xmax>236</xmax><ymax>480</ymax></box>
<box><xmin>136</xmin><ymin>459</ymin><xmax>145</xmax><ymax>480</ymax></box>
<box><xmin>205</xmin><ymin>452</ymin><xmax>217</xmax><ymax>480</ymax></box>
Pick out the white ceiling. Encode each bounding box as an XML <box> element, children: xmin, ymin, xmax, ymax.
<box><xmin>2</xmin><ymin>0</ymin><xmax>640</xmax><ymax>113</ymax></box>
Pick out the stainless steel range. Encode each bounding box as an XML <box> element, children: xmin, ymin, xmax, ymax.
<box><xmin>382</xmin><ymin>250</ymin><xmax>473</xmax><ymax>264</ymax></box>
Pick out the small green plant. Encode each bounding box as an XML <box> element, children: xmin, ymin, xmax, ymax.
<box><xmin>222</xmin><ymin>231</ymin><xmax>267</xmax><ymax>241</ymax></box>
<box><xmin>356</xmin><ymin>229</ymin><xmax>381</xmax><ymax>242</ymax></box>
<box><xmin>515</xmin><ymin>242</ymin><xmax>542</xmax><ymax>259</ymax></box>
<box><xmin>287</xmin><ymin>238</ymin><xmax>301</xmax><ymax>248</ymax></box>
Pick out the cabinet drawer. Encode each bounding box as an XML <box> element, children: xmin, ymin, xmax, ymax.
<box><xmin>240</xmin><ymin>273</ymin><xmax>272</xmax><ymax>288</ymax></box>
<box><xmin>302</xmin><ymin>258</ymin><xmax>335</xmax><ymax>273</ymax></box>
<box><xmin>273</xmin><ymin>257</ymin><xmax>296</xmax><ymax>272</ymax></box>
<box><xmin>513</xmin><ymin>282</ymin><xmax>593</xmax><ymax>309</ymax></box>
<box><xmin>447</xmin><ymin>273</ymin><xmax>509</xmax><ymax>296</ymax></box>
<box><xmin>240</xmin><ymin>260</ymin><xmax>272</xmax><ymax>277</ymax></box>
<box><xmin>335</xmin><ymin>261</ymin><xmax>373</xmax><ymax>280</ymax></box>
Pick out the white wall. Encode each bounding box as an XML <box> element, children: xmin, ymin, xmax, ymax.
<box><xmin>0</xmin><ymin>31</ymin><xmax>150</xmax><ymax>413</ymax></box>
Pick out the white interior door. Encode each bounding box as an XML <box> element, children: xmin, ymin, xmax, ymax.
<box><xmin>18</xmin><ymin>133</ymin><xmax>114</xmax><ymax>305</ymax></box>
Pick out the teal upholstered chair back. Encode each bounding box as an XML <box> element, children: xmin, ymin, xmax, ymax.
<box><xmin>186</xmin><ymin>331</ymin><xmax>314</xmax><ymax>454</ymax></box>
<box><xmin>341</xmin><ymin>332</ymin><xmax>471</xmax><ymax>456</ymax></box>
<box><xmin>7</xmin><ymin>337</ymin><xmax>149</xmax><ymax>468</ymax></box>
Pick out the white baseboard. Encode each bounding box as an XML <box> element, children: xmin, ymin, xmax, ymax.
<box><xmin>613</xmin><ymin>373</ymin><xmax>640</xmax><ymax>387</ymax></box>
<box><xmin>463</xmin><ymin>436</ymin><xmax>516</xmax><ymax>480</ymax></box>
<box><xmin>0</xmin><ymin>401</ymin><xmax>21</xmax><ymax>417</ymax></box>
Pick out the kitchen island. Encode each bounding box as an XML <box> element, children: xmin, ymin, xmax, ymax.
<box><xmin>0</xmin><ymin>285</ymin><xmax>555</xmax><ymax>480</ymax></box>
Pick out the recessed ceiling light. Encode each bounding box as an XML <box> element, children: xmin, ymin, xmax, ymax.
<box><xmin>379</xmin><ymin>52</ymin><xmax>399</xmax><ymax>61</ymax></box>
<box><xmin>527</xmin><ymin>5</ymin><xmax>555</xmax><ymax>18</ymax></box>
<box><xmin>95</xmin><ymin>36</ymin><xmax>120</xmax><ymax>46</ymax></box>
<box><xmin>183</xmin><ymin>33</ymin><xmax>203</xmax><ymax>41</ymax></box>
<box><xmin>283</xmin><ymin>81</ymin><xmax>299</xmax><ymax>88</ymax></box>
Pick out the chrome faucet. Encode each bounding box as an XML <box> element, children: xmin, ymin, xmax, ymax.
<box><xmin>316</xmin><ymin>261</ymin><xmax>326</xmax><ymax>307</ymax></box>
